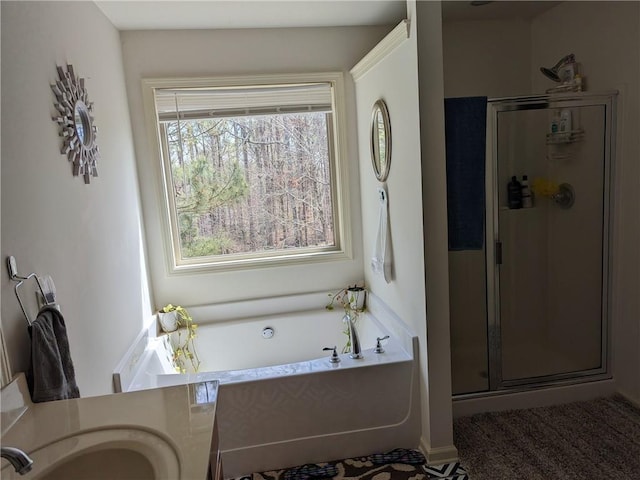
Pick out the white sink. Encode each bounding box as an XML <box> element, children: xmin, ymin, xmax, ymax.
<box><xmin>1</xmin><ymin>373</ymin><xmax>218</xmax><ymax>480</ymax></box>
<box><xmin>1</xmin><ymin>428</ymin><xmax>179</xmax><ymax>480</ymax></box>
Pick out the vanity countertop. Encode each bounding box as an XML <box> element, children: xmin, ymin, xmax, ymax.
<box><xmin>1</xmin><ymin>373</ymin><xmax>218</xmax><ymax>480</ymax></box>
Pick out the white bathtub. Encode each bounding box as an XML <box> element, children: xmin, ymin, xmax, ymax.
<box><xmin>192</xmin><ymin>308</ymin><xmax>390</xmax><ymax>373</ymax></box>
<box><xmin>114</xmin><ymin>293</ymin><xmax>420</xmax><ymax>477</ymax></box>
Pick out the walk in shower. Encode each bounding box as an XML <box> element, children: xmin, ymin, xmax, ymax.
<box><xmin>448</xmin><ymin>91</ymin><xmax>617</xmax><ymax>396</ymax></box>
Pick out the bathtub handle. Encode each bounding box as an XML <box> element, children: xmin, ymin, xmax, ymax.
<box><xmin>322</xmin><ymin>346</ymin><xmax>341</xmax><ymax>364</ymax></box>
<box><xmin>375</xmin><ymin>336</ymin><xmax>390</xmax><ymax>354</ymax></box>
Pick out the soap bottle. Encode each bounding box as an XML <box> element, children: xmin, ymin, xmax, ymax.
<box><xmin>559</xmin><ymin>109</ymin><xmax>572</xmax><ymax>138</ymax></box>
<box><xmin>507</xmin><ymin>176</ymin><xmax>523</xmax><ymax>209</ymax></box>
<box><xmin>521</xmin><ymin>175</ymin><xmax>533</xmax><ymax>208</ymax></box>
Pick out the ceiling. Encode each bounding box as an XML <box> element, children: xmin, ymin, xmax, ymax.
<box><xmin>95</xmin><ymin>1</ymin><xmax>562</xmax><ymax>31</ymax></box>
<box><xmin>95</xmin><ymin>1</ymin><xmax>407</xmax><ymax>30</ymax></box>
<box><xmin>441</xmin><ymin>1</ymin><xmax>561</xmax><ymax>22</ymax></box>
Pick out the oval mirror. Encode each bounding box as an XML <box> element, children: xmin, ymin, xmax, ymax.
<box><xmin>370</xmin><ymin>99</ymin><xmax>391</xmax><ymax>182</ymax></box>
<box><xmin>74</xmin><ymin>101</ymin><xmax>93</xmax><ymax>148</ymax></box>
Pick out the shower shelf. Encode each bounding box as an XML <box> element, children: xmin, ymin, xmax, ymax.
<box><xmin>546</xmin><ymin>129</ymin><xmax>584</xmax><ymax>145</ymax></box>
<box><xmin>500</xmin><ymin>206</ymin><xmax>537</xmax><ymax>211</ymax></box>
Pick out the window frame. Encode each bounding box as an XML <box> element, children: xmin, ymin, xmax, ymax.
<box><xmin>141</xmin><ymin>72</ymin><xmax>352</xmax><ymax>274</ymax></box>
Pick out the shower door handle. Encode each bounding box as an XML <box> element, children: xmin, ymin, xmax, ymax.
<box><xmin>495</xmin><ymin>241</ymin><xmax>503</xmax><ymax>265</ymax></box>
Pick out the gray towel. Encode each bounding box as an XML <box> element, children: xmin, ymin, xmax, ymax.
<box><xmin>27</xmin><ymin>306</ymin><xmax>80</xmax><ymax>402</ymax></box>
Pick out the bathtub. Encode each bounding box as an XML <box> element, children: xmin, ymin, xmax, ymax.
<box><xmin>114</xmin><ymin>293</ymin><xmax>420</xmax><ymax>477</ymax></box>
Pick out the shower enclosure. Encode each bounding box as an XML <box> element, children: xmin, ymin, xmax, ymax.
<box><xmin>450</xmin><ymin>91</ymin><xmax>617</xmax><ymax>396</ymax></box>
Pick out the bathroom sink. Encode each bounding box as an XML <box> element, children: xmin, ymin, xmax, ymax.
<box><xmin>1</xmin><ymin>373</ymin><xmax>218</xmax><ymax>480</ymax></box>
<box><xmin>39</xmin><ymin>449</ymin><xmax>154</xmax><ymax>480</ymax></box>
<box><xmin>1</xmin><ymin>428</ymin><xmax>180</xmax><ymax>480</ymax></box>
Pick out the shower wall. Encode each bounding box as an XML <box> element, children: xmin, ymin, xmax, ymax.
<box><xmin>544</xmin><ymin>106</ymin><xmax>605</xmax><ymax>370</ymax></box>
<box><xmin>496</xmin><ymin>109</ymin><xmax>549</xmax><ymax>381</ymax></box>
<box><xmin>496</xmin><ymin>102</ymin><xmax>607</xmax><ymax>384</ymax></box>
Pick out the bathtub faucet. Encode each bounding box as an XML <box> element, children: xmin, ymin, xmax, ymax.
<box><xmin>1</xmin><ymin>447</ymin><xmax>33</xmax><ymax>475</ymax></box>
<box><xmin>343</xmin><ymin>312</ymin><xmax>363</xmax><ymax>359</ymax></box>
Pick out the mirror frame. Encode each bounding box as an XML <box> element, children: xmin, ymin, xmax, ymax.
<box><xmin>51</xmin><ymin>64</ymin><xmax>100</xmax><ymax>184</ymax></box>
<box><xmin>370</xmin><ymin>99</ymin><xmax>391</xmax><ymax>182</ymax></box>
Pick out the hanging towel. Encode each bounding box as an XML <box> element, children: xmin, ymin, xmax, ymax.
<box><xmin>371</xmin><ymin>186</ymin><xmax>392</xmax><ymax>283</ymax></box>
<box><xmin>27</xmin><ymin>306</ymin><xmax>80</xmax><ymax>402</ymax></box>
<box><xmin>444</xmin><ymin>96</ymin><xmax>487</xmax><ymax>250</ymax></box>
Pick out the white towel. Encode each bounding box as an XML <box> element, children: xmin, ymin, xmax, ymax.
<box><xmin>371</xmin><ymin>186</ymin><xmax>392</xmax><ymax>283</ymax></box>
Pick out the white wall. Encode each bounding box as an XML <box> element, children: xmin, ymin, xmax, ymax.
<box><xmin>443</xmin><ymin>19</ymin><xmax>532</xmax><ymax>98</ymax></box>
<box><xmin>414</xmin><ymin>0</ymin><xmax>457</xmax><ymax>460</ymax></box>
<box><xmin>354</xmin><ymin>0</ymin><xmax>456</xmax><ymax>463</ymax></box>
<box><xmin>354</xmin><ymin>16</ymin><xmax>428</xmax><ymax>456</ymax></box>
<box><xmin>531</xmin><ymin>0</ymin><xmax>640</xmax><ymax>405</ymax></box>
<box><xmin>1</xmin><ymin>1</ymin><xmax>151</xmax><ymax>396</ymax></box>
<box><xmin>120</xmin><ymin>25</ymin><xmax>390</xmax><ymax>308</ymax></box>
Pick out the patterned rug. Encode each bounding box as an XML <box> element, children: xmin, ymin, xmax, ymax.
<box><xmin>236</xmin><ymin>449</ymin><xmax>469</xmax><ymax>480</ymax></box>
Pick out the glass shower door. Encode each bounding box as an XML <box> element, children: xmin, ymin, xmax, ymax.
<box><xmin>488</xmin><ymin>94</ymin><xmax>614</xmax><ymax>388</ymax></box>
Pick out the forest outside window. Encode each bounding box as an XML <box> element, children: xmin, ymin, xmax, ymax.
<box><xmin>148</xmin><ymin>74</ymin><xmax>349</xmax><ymax>271</ymax></box>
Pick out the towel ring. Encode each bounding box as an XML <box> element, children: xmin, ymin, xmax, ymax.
<box><xmin>6</xmin><ymin>256</ymin><xmax>48</xmax><ymax>326</ymax></box>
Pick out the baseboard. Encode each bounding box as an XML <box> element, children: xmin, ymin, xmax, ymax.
<box><xmin>419</xmin><ymin>438</ymin><xmax>459</xmax><ymax>465</ymax></box>
<box><xmin>452</xmin><ymin>378</ymin><xmax>616</xmax><ymax>417</ymax></box>
<box><xmin>618</xmin><ymin>390</ymin><xmax>640</xmax><ymax>409</ymax></box>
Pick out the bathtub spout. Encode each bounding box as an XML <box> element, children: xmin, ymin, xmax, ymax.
<box><xmin>344</xmin><ymin>313</ymin><xmax>363</xmax><ymax>359</ymax></box>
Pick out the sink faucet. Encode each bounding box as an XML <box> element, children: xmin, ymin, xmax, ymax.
<box><xmin>1</xmin><ymin>447</ymin><xmax>33</xmax><ymax>475</ymax></box>
<box><xmin>343</xmin><ymin>312</ymin><xmax>362</xmax><ymax>359</ymax></box>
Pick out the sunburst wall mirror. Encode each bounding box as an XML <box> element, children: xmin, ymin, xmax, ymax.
<box><xmin>51</xmin><ymin>64</ymin><xmax>99</xmax><ymax>183</ymax></box>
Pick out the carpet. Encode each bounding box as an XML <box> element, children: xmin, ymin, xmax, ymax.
<box><xmin>454</xmin><ymin>395</ymin><xmax>640</xmax><ymax>480</ymax></box>
<box><xmin>240</xmin><ymin>448</ymin><xmax>469</xmax><ymax>480</ymax></box>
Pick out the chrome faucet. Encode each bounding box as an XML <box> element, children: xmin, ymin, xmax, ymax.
<box><xmin>1</xmin><ymin>447</ymin><xmax>33</xmax><ymax>475</ymax></box>
<box><xmin>343</xmin><ymin>312</ymin><xmax>362</xmax><ymax>359</ymax></box>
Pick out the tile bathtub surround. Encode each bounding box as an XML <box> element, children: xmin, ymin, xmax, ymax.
<box><xmin>231</xmin><ymin>449</ymin><xmax>470</xmax><ymax>480</ymax></box>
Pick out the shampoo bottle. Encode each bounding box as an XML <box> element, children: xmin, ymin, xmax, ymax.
<box><xmin>559</xmin><ymin>109</ymin><xmax>572</xmax><ymax>136</ymax></box>
<box><xmin>507</xmin><ymin>176</ymin><xmax>523</xmax><ymax>209</ymax></box>
<box><xmin>550</xmin><ymin>112</ymin><xmax>560</xmax><ymax>134</ymax></box>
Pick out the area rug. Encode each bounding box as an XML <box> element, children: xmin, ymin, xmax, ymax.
<box><xmin>238</xmin><ymin>448</ymin><xmax>468</xmax><ymax>480</ymax></box>
<box><xmin>454</xmin><ymin>395</ymin><xmax>640</xmax><ymax>480</ymax></box>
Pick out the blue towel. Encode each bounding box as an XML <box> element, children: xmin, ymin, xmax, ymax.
<box><xmin>445</xmin><ymin>96</ymin><xmax>487</xmax><ymax>250</ymax></box>
<box><xmin>27</xmin><ymin>306</ymin><xmax>80</xmax><ymax>402</ymax></box>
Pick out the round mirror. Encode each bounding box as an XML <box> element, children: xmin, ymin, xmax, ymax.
<box><xmin>370</xmin><ymin>99</ymin><xmax>391</xmax><ymax>182</ymax></box>
<box><xmin>73</xmin><ymin>101</ymin><xmax>93</xmax><ymax>147</ymax></box>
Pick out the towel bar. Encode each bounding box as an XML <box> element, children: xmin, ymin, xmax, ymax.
<box><xmin>6</xmin><ymin>256</ymin><xmax>49</xmax><ymax>326</ymax></box>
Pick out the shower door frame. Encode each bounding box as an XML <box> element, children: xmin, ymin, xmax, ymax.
<box><xmin>486</xmin><ymin>91</ymin><xmax>617</xmax><ymax>392</ymax></box>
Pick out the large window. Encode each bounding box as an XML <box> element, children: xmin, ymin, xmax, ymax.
<box><xmin>144</xmin><ymin>73</ymin><xmax>350</xmax><ymax>272</ymax></box>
